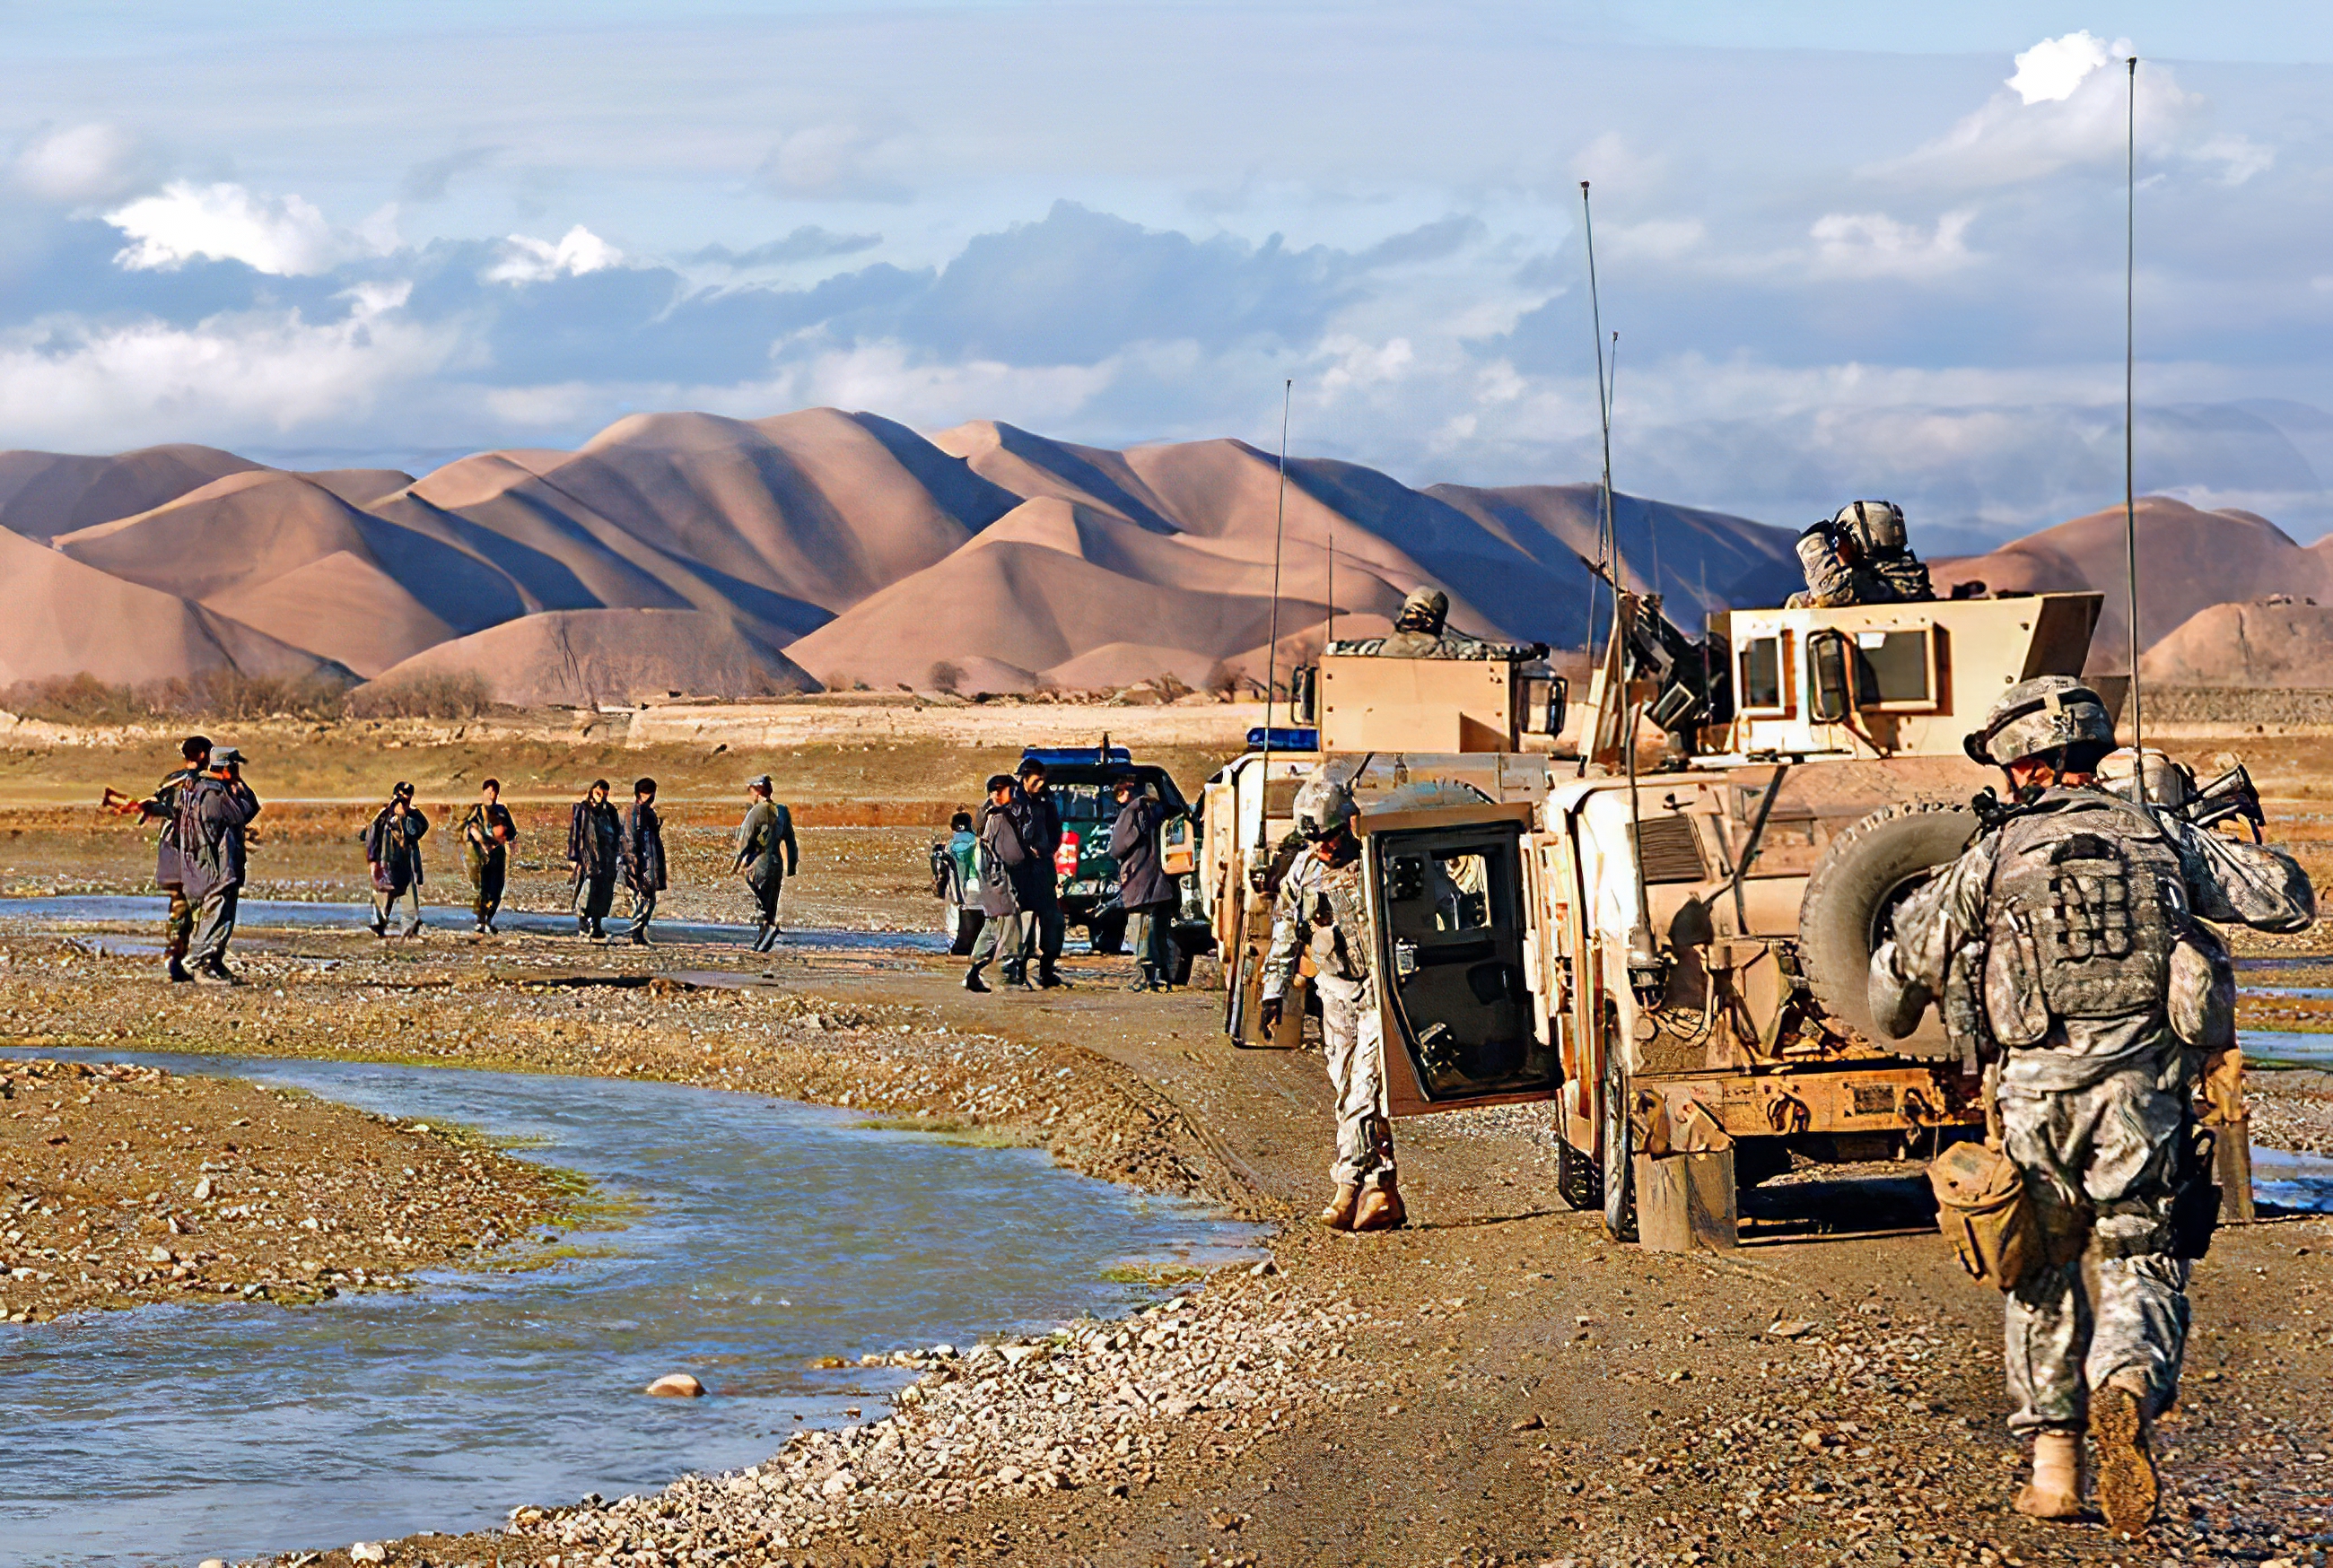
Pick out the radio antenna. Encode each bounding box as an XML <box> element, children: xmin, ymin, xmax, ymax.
<box><xmin>1583</xmin><ymin>182</ymin><xmax>1624</xmax><ymax>647</ymax></box>
<box><xmin>1257</xmin><ymin>378</ymin><xmax>1293</xmax><ymax>848</ymax></box>
<box><xmin>2122</xmin><ymin>55</ymin><xmax>2146</xmax><ymax>804</ymax></box>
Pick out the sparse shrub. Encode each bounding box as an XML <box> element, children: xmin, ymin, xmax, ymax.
<box><xmin>928</xmin><ymin>660</ymin><xmax>964</xmax><ymax>694</ymax></box>
<box><xmin>1149</xmin><ymin>670</ymin><xmax>1194</xmax><ymax>701</ymax></box>
<box><xmin>345</xmin><ymin>671</ymin><xmax>494</xmax><ymax>720</ymax></box>
<box><xmin>1205</xmin><ymin>660</ymin><xmax>1244</xmax><ymax>699</ymax></box>
<box><xmin>1</xmin><ymin>669</ymin><xmax>353</xmax><ymax>724</ymax></box>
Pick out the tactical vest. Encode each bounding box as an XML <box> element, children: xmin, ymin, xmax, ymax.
<box><xmin>1981</xmin><ymin>792</ymin><xmax>2182</xmax><ymax>1048</ymax></box>
<box><xmin>1298</xmin><ymin>859</ymin><xmax>1373</xmax><ymax>984</ymax></box>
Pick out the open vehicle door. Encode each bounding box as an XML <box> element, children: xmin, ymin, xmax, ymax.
<box><xmin>1360</xmin><ymin>802</ymin><xmax>1559</xmax><ymax>1115</ymax></box>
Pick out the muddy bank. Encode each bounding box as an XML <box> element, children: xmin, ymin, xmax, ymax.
<box><xmin>0</xmin><ymin>1055</ymin><xmax>569</xmax><ymax>1322</ymax></box>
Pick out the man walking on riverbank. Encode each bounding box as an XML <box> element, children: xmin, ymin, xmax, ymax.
<box><xmin>107</xmin><ymin>734</ymin><xmax>210</xmax><ymax>981</ymax></box>
<box><xmin>966</xmin><ymin>774</ymin><xmax>1034</xmax><ymax>993</ymax></box>
<box><xmin>364</xmin><ymin>782</ymin><xmax>429</xmax><ymax>938</ymax></box>
<box><xmin>459</xmin><ymin>779</ymin><xmax>517</xmax><ymax>934</ymax></box>
<box><xmin>178</xmin><ymin>745</ymin><xmax>260</xmax><ymax>985</ymax></box>
<box><xmin>569</xmin><ymin>780</ymin><xmax>621</xmax><ymax>940</ymax></box>
<box><xmin>733</xmin><ymin>775</ymin><xmax>798</xmax><ymax>953</ymax></box>
<box><xmin>623</xmin><ymin>778</ymin><xmax>667</xmax><ymax>946</ymax></box>
<box><xmin>1015</xmin><ymin>758</ymin><xmax>1067</xmax><ymax>988</ymax></box>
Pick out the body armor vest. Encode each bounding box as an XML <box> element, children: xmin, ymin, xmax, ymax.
<box><xmin>1300</xmin><ymin>858</ymin><xmax>1373</xmax><ymax>984</ymax></box>
<box><xmin>1982</xmin><ymin>792</ymin><xmax>2181</xmax><ymax>1048</ymax></box>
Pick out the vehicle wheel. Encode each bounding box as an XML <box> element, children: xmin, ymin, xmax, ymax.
<box><xmin>1601</xmin><ymin>1024</ymin><xmax>1637</xmax><ymax>1243</ymax></box>
<box><xmin>1797</xmin><ymin>802</ymin><xmax>1974</xmax><ymax>1050</ymax></box>
<box><xmin>1089</xmin><ymin>911</ymin><xmax>1127</xmax><ymax>954</ymax></box>
<box><xmin>1556</xmin><ymin>1133</ymin><xmax>1601</xmax><ymax>1212</ymax></box>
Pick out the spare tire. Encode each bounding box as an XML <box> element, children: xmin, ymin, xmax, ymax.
<box><xmin>1797</xmin><ymin>802</ymin><xmax>1976</xmax><ymax>1054</ymax></box>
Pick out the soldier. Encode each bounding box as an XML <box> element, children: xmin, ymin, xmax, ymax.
<box><xmin>106</xmin><ymin>734</ymin><xmax>211</xmax><ymax>981</ymax></box>
<box><xmin>732</xmin><ymin>775</ymin><xmax>800</xmax><ymax>953</ymax></box>
<box><xmin>1255</xmin><ymin>771</ymin><xmax>1404</xmax><ymax>1233</ymax></box>
<box><xmin>458</xmin><ymin>779</ymin><xmax>518</xmax><ymax>934</ymax></box>
<box><xmin>1331</xmin><ymin>587</ymin><xmax>1529</xmax><ymax>659</ymax></box>
<box><xmin>623</xmin><ymin>777</ymin><xmax>667</xmax><ymax>947</ymax></box>
<box><xmin>965</xmin><ymin>774</ymin><xmax>1032</xmax><ymax>993</ymax></box>
<box><xmin>363</xmin><ymin>782</ymin><xmax>430</xmax><ymax>938</ymax></box>
<box><xmin>1872</xmin><ymin>675</ymin><xmax>2314</xmax><ymax>1534</ymax></box>
<box><xmin>1786</xmin><ymin>500</ymin><xmax>1936</xmax><ymax>608</ymax></box>
<box><xmin>568</xmin><ymin>780</ymin><xmax>622</xmax><ymax>940</ymax></box>
<box><xmin>177</xmin><ymin>745</ymin><xmax>260</xmax><ymax>985</ymax></box>
<box><xmin>1015</xmin><ymin>757</ymin><xmax>1068</xmax><ymax>988</ymax></box>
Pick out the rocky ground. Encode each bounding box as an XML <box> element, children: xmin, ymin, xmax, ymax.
<box><xmin>0</xmin><ymin>1054</ymin><xmax>570</xmax><ymax>1320</ymax></box>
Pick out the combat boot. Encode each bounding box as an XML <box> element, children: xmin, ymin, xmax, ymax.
<box><xmin>964</xmin><ymin>964</ymin><xmax>992</xmax><ymax>994</ymax></box>
<box><xmin>1353</xmin><ymin>1180</ymin><xmax>1407</xmax><ymax>1232</ymax></box>
<box><xmin>2012</xmin><ymin>1431</ymin><xmax>2084</xmax><ymax>1521</ymax></box>
<box><xmin>166</xmin><ymin>957</ymin><xmax>193</xmax><ymax>984</ymax></box>
<box><xmin>2092</xmin><ymin>1370</ymin><xmax>2159</xmax><ymax>1536</ymax></box>
<box><xmin>194</xmin><ymin>959</ymin><xmax>241</xmax><ymax>987</ymax></box>
<box><xmin>1037</xmin><ymin>965</ymin><xmax>1068</xmax><ymax>989</ymax></box>
<box><xmin>1318</xmin><ymin>1184</ymin><xmax>1361</xmax><ymax>1231</ymax></box>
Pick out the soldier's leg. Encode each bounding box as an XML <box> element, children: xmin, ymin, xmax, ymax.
<box><xmin>1037</xmin><ymin>897</ymin><xmax>1065</xmax><ymax>981</ymax></box>
<box><xmin>1315</xmin><ymin>973</ymin><xmax>1394</xmax><ymax>1192</ymax></box>
<box><xmin>164</xmin><ymin>887</ymin><xmax>193</xmax><ymax>961</ymax></box>
<box><xmin>1997</xmin><ymin>1079</ymin><xmax>2095</xmax><ymax>1511</ymax></box>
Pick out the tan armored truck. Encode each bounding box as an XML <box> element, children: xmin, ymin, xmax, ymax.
<box><xmin>1210</xmin><ymin>585</ymin><xmax>2258</xmax><ymax>1248</ymax></box>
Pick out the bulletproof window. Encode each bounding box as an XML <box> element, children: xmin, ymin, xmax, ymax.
<box><xmin>1852</xmin><ymin>629</ymin><xmax>1935</xmax><ymax>709</ymax></box>
<box><xmin>1739</xmin><ymin>636</ymin><xmax>1786</xmax><ymax>713</ymax></box>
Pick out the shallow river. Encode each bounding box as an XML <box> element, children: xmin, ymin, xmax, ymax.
<box><xmin>0</xmin><ymin>1050</ymin><xmax>1261</xmax><ymax>1568</ymax></box>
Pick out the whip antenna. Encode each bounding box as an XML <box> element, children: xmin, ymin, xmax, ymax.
<box><xmin>1257</xmin><ymin>378</ymin><xmax>1293</xmax><ymax>848</ymax></box>
<box><xmin>1582</xmin><ymin>183</ymin><xmax>1625</xmax><ymax>643</ymax></box>
<box><xmin>2122</xmin><ymin>55</ymin><xmax>2146</xmax><ymax>804</ymax></box>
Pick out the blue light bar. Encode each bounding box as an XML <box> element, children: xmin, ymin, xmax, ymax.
<box><xmin>1245</xmin><ymin>727</ymin><xmax>1319</xmax><ymax>751</ymax></box>
<box><xmin>1020</xmin><ymin>745</ymin><xmax>1133</xmax><ymax>767</ymax></box>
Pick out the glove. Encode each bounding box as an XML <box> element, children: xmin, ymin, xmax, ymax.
<box><xmin>1258</xmin><ymin>997</ymin><xmax>1283</xmax><ymax>1032</ymax></box>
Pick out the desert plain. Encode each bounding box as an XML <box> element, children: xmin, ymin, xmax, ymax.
<box><xmin>4</xmin><ymin>696</ymin><xmax>2331</xmax><ymax>1568</ymax></box>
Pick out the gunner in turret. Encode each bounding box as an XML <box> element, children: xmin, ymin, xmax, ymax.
<box><xmin>1333</xmin><ymin>587</ymin><xmax>1533</xmax><ymax>659</ymax></box>
<box><xmin>1786</xmin><ymin>500</ymin><xmax>1937</xmax><ymax>608</ymax></box>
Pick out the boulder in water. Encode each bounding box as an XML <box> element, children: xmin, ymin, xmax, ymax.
<box><xmin>645</xmin><ymin>1372</ymin><xmax>705</xmax><ymax>1398</ymax></box>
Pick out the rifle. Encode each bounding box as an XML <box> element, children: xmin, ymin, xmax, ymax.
<box><xmin>1574</xmin><ymin>552</ymin><xmax>1732</xmax><ymax>744</ymax></box>
<box><xmin>2174</xmin><ymin>763</ymin><xmax>2266</xmax><ymax>841</ymax></box>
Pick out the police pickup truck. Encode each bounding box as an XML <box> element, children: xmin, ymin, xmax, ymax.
<box><xmin>1022</xmin><ymin>745</ymin><xmax>1215</xmax><ymax>983</ymax></box>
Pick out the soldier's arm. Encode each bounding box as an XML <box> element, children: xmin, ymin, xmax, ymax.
<box><xmin>1882</xmin><ymin>837</ymin><xmax>1997</xmax><ymax>993</ymax></box>
<box><xmin>1260</xmin><ymin>864</ymin><xmax>1308</xmax><ymax>1000</ymax></box>
<box><xmin>1793</xmin><ymin>527</ymin><xmax>1856</xmax><ymax>608</ymax></box>
<box><xmin>2169</xmin><ymin>818</ymin><xmax>2316</xmax><ymax>933</ymax></box>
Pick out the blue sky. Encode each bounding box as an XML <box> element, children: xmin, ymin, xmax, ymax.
<box><xmin>5</xmin><ymin>2</ymin><xmax>2333</xmax><ymax>547</ymax></box>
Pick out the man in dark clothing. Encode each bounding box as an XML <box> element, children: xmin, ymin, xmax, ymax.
<box><xmin>177</xmin><ymin>745</ymin><xmax>260</xmax><ymax>985</ymax></box>
<box><xmin>108</xmin><ymin>734</ymin><xmax>210</xmax><ymax>981</ymax></box>
<box><xmin>623</xmin><ymin>778</ymin><xmax>667</xmax><ymax>946</ymax></box>
<box><xmin>732</xmin><ymin>774</ymin><xmax>800</xmax><ymax>953</ymax></box>
<box><xmin>1110</xmin><ymin>774</ymin><xmax>1181</xmax><ymax>990</ymax></box>
<box><xmin>966</xmin><ymin>775</ymin><xmax>1032</xmax><ymax>993</ymax></box>
<box><xmin>363</xmin><ymin>782</ymin><xmax>430</xmax><ymax>937</ymax></box>
<box><xmin>1014</xmin><ymin>757</ymin><xmax>1069</xmax><ymax>988</ymax></box>
<box><xmin>568</xmin><ymin>780</ymin><xmax>622</xmax><ymax>939</ymax></box>
<box><xmin>459</xmin><ymin>779</ymin><xmax>518</xmax><ymax>934</ymax></box>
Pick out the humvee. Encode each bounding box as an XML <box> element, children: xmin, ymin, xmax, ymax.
<box><xmin>1208</xmin><ymin>586</ymin><xmax>2239</xmax><ymax>1246</ymax></box>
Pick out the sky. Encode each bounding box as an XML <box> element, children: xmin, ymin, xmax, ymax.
<box><xmin>5</xmin><ymin>2</ymin><xmax>2333</xmax><ymax>549</ymax></box>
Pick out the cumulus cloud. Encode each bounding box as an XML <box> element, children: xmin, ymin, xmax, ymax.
<box><xmin>104</xmin><ymin>181</ymin><xmax>391</xmax><ymax>275</ymax></box>
<box><xmin>687</xmin><ymin>228</ymin><xmax>882</xmax><ymax>268</ymax></box>
<box><xmin>2006</xmin><ymin>31</ymin><xmax>2128</xmax><ymax>106</ymax></box>
<box><xmin>752</xmin><ymin>124</ymin><xmax>912</xmax><ymax>202</ymax></box>
<box><xmin>1809</xmin><ymin>209</ymin><xmax>1979</xmax><ymax>279</ymax></box>
<box><xmin>13</xmin><ymin>122</ymin><xmax>158</xmax><ymax>205</ymax></box>
<box><xmin>486</xmin><ymin>225</ymin><xmax>625</xmax><ymax>284</ymax></box>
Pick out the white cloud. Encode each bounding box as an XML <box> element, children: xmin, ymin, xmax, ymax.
<box><xmin>1809</xmin><ymin>208</ymin><xmax>1979</xmax><ymax>278</ymax></box>
<box><xmin>1318</xmin><ymin>335</ymin><xmax>1415</xmax><ymax>392</ymax></box>
<box><xmin>13</xmin><ymin>122</ymin><xmax>156</xmax><ymax>205</ymax></box>
<box><xmin>1605</xmin><ymin>218</ymin><xmax>1705</xmax><ymax>264</ymax></box>
<box><xmin>486</xmin><ymin>225</ymin><xmax>625</xmax><ymax>284</ymax></box>
<box><xmin>2006</xmin><ymin>31</ymin><xmax>2127</xmax><ymax>106</ymax></box>
<box><xmin>753</xmin><ymin>124</ymin><xmax>911</xmax><ymax>202</ymax></box>
<box><xmin>103</xmin><ymin>181</ymin><xmax>389</xmax><ymax>275</ymax></box>
<box><xmin>2194</xmin><ymin>133</ymin><xmax>2275</xmax><ymax>186</ymax></box>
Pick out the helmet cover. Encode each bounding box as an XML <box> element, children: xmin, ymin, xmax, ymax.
<box><xmin>1964</xmin><ymin>675</ymin><xmax>2118</xmax><ymax>768</ymax></box>
<box><xmin>1291</xmin><ymin>771</ymin><xmax>1360</xmax><ymax>841</ymax></box>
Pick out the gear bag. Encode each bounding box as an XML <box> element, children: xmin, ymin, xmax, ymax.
<box><xmin>1983</xmin><ymin>797</ymin><xmax>2180</xmax><ymax>1047</ymax></box>
<box><xmin>1928</xmin><ymin>1139</ymin><xmax>2045</xmax><ymax>1291</ymax></box>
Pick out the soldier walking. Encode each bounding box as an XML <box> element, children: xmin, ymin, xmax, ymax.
<box><xmin>732</xmin><ymin>775</ymin><xmax>799</xmax><ymax>953</ymax></box>
<box><xmin>1108</xmin><ymin>773</ymin><xmax>1181</xmax><ymax>991</ymax></box>
<box><xmin>964</xmin><ymin>775</ymin><xmax>1032</xmax><ymax>993</ymax></box>
<box><xmin>1874</xmin><ymin>675</ymin><xmax>2314</xmax><ymax>1533</ymax></box>
<box><xmin>363</xmin><ymin>782</ymin><xmax>430</xmax><ymax>937</ymax></box>
<box><xmin>1014</xmin><ymin>758</ymin><xmax>1068</xmax><ymax>988</ymax></box>
<box><xmin>1257</xmin><ymin>771</ymin><xmax>1403</xmax><ymax>1233</ymax></box>
<box><xmin>623</xmin><ymin>778</ymin><xmax>667</xmax><ymax>946</ymax></box>
<box><xmin>459</xmin><ymin>779</ymin><xmax>517</xmax><ymax>934</ymax></box>
<box><xmin>107</xmin><ymin>734</ymin><xmax>211</xmax><ymax>982</ymax></box>
<box><xmin>568</xmin><ymin>780</ymin><xmax>622</xmax><ymax>940</ymax></box>
<box><xmin>177</xmin><ymin>745</ymin><xmax>260</xmax><ymax>985</ymax></box>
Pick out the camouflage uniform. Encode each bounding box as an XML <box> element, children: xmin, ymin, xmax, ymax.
<box><xmin>1785</xmin><ymin>500</ymin><xmax>1936</xmax><ymax>607</ymax></box>
<box><xmin>1881</xmin><ymin>783</ymin><xmax>2311</xmax><ymax>1438</ymax></box>
<box><xmin>1262</xmin><ymin>843</ymin><xmax>1395</xmax><ymax>1192</ymax></box>
<box><xmin>1330</xmin><ymin>586</ymin><xmax>1534</xmax><ymax>660</ymax></box>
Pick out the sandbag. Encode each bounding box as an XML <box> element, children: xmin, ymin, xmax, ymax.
<box><xmin>1928</xmin><ymin>1140</ymin><xmax>2044</xmax><ymax>1291</ymax></box>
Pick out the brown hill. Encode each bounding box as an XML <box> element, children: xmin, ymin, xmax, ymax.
<box><xmin>363</xmin><ymin>609</ymin><xmax>814</xmax><ymax>710</ymax></box>
<box><xmin>2139</xmin><ymin>597</ymin><xmax>2333</xmax><ymax>688</ymax></box>
<box><xmin>0</xmin><ymin>443</ymin><xmax>263</xmax><ymax>544</ymax></box>
<box><xmin>1931</xmin><ymin>496</ymin><xmax>2333</xmax><ymax>671</ymax></box>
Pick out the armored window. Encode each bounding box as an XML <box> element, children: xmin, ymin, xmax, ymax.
<box><xmin>1739</xmin><ymin>636</ymin><xmax>1787</xmax><ymax>714</ymax></box>
<box><xmin>1851</xmin><ymin>629</ymin><xmax>1937</xmax><ymax>710</ymax></box>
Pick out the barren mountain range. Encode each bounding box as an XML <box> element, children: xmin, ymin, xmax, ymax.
<box><xmin>0</xmin><ymin>409</ymin><xmax>2315</xmax><ymax>706</ymax></box>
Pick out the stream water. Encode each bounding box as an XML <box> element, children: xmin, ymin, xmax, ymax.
<box><xmin>0</xmin><ymin>1049</ymin><xmax>1262</xmax><ymax>1568</ymax></box>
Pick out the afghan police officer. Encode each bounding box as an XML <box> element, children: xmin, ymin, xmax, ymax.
<box><xmin>1872</xmin><ymin>675</ymin><xmax>2313</xmax><ymax>1533</ymax></box>
<box><xmin>1256</xmin><ymin>771</ymin><xmax>1404</xmax><ymax>1233</ymax></box>
<box><xmin>1787</xmin><ymin>500</ymin><xmax>1936</xmax><ymax>608</ymax></box>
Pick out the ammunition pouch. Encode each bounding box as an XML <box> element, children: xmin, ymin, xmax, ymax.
<box><xmin>1927</xmin><ymin>1140</ymin><xmax>2046</xmax><ymax>1291</ymax></box>
<box><xmin>2168</xmin><ymin>1116</ymin><xmax>2223</xmax><ymax>1261</ymax></box>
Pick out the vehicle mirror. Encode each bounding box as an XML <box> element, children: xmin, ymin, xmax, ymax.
<box><xmin>1290</xmin><ymin>665</ymin><xmax>1317</xmax><ymax>726</ymax></box>
<box><xmin>1809</xmin><ymin>631</ymin><xmax>1852</xmax><ymax>723</ymax></box>
<box><xmin>1519</xmin><ymin>672</ymin><xmax>1567</xmax><ymax>736</ymax></box>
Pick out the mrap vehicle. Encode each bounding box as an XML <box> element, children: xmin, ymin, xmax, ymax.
<box><xmin>1210</xmin><ymin>587</ymin><xmax>2200</xmax><ymax>1247</ymax></box>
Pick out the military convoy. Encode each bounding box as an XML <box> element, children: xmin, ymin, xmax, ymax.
<box><xmin>1197</xmin><ymin>584</ymin><xmax>2150</xmax><ymax>1245</ymax></box>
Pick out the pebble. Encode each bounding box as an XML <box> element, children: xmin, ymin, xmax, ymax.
<box><xmin>645</xmin><ymin>1372</ymin><xmax>705</xmax><ymax>1398</ymax></box>
<box><xmin>350</xmin><ymin>1543</ymin><xmax>387</xmax><ymax>1564</ymax></box>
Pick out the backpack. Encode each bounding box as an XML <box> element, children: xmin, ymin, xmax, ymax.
<box><xmin>929</xmin><ymin>842</ymin><xmax>954</xmax><ymax>899</ymax></box>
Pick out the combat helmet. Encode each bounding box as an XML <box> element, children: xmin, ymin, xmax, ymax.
<box><xmin>1834</xmin><ymin>500</ymin><xmax>1908</xmax><ymax>555</ymax></box>
<box><xmin>1963</xmin><ymin>675</ymin><xmax>2118</xmax><ymax>769</ymax></box>
<box><xmin>1292</xmin><ymin>771</ymin><xmax>1360</xmax><ymax>841</ymax></box>
<box><xmin>1394</xmin><ymin>587</ymin><xmax>1451</xmax><ymax>635</ymax></box>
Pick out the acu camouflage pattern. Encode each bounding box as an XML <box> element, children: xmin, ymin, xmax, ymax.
<box><xmin>1262</xmin><ymin>849</ymin><xmax>1372</xmax><ymax>998</ymax></box>
<box><xmin>1786</xmin><ymin>527</ymin><xmax>1937</xmax><ymax>608</ymax></box>
<box><xmin>1328</xmin><ymin>584</ymin><xmax>1537</xmax><ymax>658</ymax></box>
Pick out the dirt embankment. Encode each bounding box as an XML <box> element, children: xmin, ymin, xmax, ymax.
<box><xmin>0</xmin><ymin>1055</ymin><xmax>571</xmax><ymax>1322</ymax></box>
